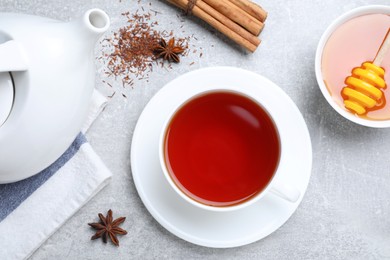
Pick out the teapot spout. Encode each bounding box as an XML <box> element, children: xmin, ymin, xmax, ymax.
<box><xmin>73</xmin><ymin>9</ymin><xmax>110</xmax><ymax>43</ymax></box>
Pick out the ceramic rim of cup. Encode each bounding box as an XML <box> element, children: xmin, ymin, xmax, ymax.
<box><xmin>315</xmin><ymin>5</ymin><xmax>390</xmax><ymax>128</ymax></box>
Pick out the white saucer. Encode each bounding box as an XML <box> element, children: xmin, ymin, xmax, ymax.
<box><xmin>131</xmin><ymin>67</ymin><xmax>312</xmax><ymax>248</ymax></box>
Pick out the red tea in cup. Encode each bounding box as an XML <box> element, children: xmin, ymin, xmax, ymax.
<box><xmin>163</xmin><ymin>91</ymin><xmax>280</xmax><ymax>207</ymax></box>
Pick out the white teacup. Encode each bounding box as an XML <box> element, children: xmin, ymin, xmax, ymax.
<box><xmin>158</xmin><ymin>68</ymin><xmax>302</xmax><ymax>212</ymax></box>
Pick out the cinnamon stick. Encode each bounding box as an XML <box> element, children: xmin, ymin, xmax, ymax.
<box><xmin>202</xmin><ymin>0</ymin><xmax>264</xmax><ymax>36</ymax></box>
<box><xmin>168</xmin><ymin>0</ymin><xmax>258</xmax><ymax>52</ymax></box>
<box><xmin>226</xmin><ymin>0</ymin><xmax>267</xmax><ymax>23</ymax></box>
<box><xmin>197</xmin><ymin>0</ymin><xmax>261</xmax><ymax>47</ymax></box>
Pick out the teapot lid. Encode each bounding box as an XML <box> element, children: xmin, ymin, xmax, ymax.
<box><xmin>0</xmin><ymin>72</ymin><xmax>14</xmax><ymax>127</ymax></box>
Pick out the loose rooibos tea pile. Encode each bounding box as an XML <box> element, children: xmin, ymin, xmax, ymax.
<box><xmin>100</xmin><ymin>11</ymin><xmax>191</xmax><ymax>87</ymax></box>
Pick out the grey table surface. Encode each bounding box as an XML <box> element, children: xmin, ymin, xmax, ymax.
<box><xmin>2</xmin><ymin>0</ymin><xmax>390</xmax><ymax>259</ymax></box>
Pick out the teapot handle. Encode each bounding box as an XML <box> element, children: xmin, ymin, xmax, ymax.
<box><xmin>0</xmin><ymin>40</ymin><xmax>28</xmax><ymax>72</ymax></box>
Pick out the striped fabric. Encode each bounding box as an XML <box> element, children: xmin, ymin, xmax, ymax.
<box><xmin>0</xmin><ymin>133</ymin><xmax>86</xmax><ymax>222</ymax></box>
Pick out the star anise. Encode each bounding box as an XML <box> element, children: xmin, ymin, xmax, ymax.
<box><xmin>153</xmin><ymin>37</ymin><xmax>185</xmax><ymax>63</ymax></box>
<box><xmin>88</xmin><ymin>209</ymin><xmax>127</xmax><ymax>246</ymax></box>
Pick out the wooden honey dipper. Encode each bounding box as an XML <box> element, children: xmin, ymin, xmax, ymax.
<box><xmin>342</xmin><ymin>28</ymin><xmax>390</xmax><ymax>115</ymax></box>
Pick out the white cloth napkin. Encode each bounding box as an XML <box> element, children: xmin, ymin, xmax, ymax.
<box><xmin>0</xmin><ymin>90</ymin><xmax>112</xmax><ymax>259</ymax></box>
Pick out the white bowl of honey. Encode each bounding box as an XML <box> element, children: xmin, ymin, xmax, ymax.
<box><xmin>315</xmin><ymin>5</ymin><xmax>390</xmax><ymax>128</ymax></box>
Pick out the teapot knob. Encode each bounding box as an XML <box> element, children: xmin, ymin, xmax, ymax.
<box><xmin>0</xmin><ymin>40</ymin><xmax>28</xmax><ymax>72</ymax></box>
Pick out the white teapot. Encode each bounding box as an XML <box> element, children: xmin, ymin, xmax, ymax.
<box><xmin>0</xmin><ymin>9</ymin><xmax>110</xmax><ymax>183</ymax></box>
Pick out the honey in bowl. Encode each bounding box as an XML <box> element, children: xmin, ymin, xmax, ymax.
<box><xmin>321</xmin><ymin>13</ymin><xmax>390</xmax><ymax>120</ymax></box>
<box><xmin>163</xmin><ymin>91</ymin><xmax>280</xmax><ymax>207</ymax></box>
